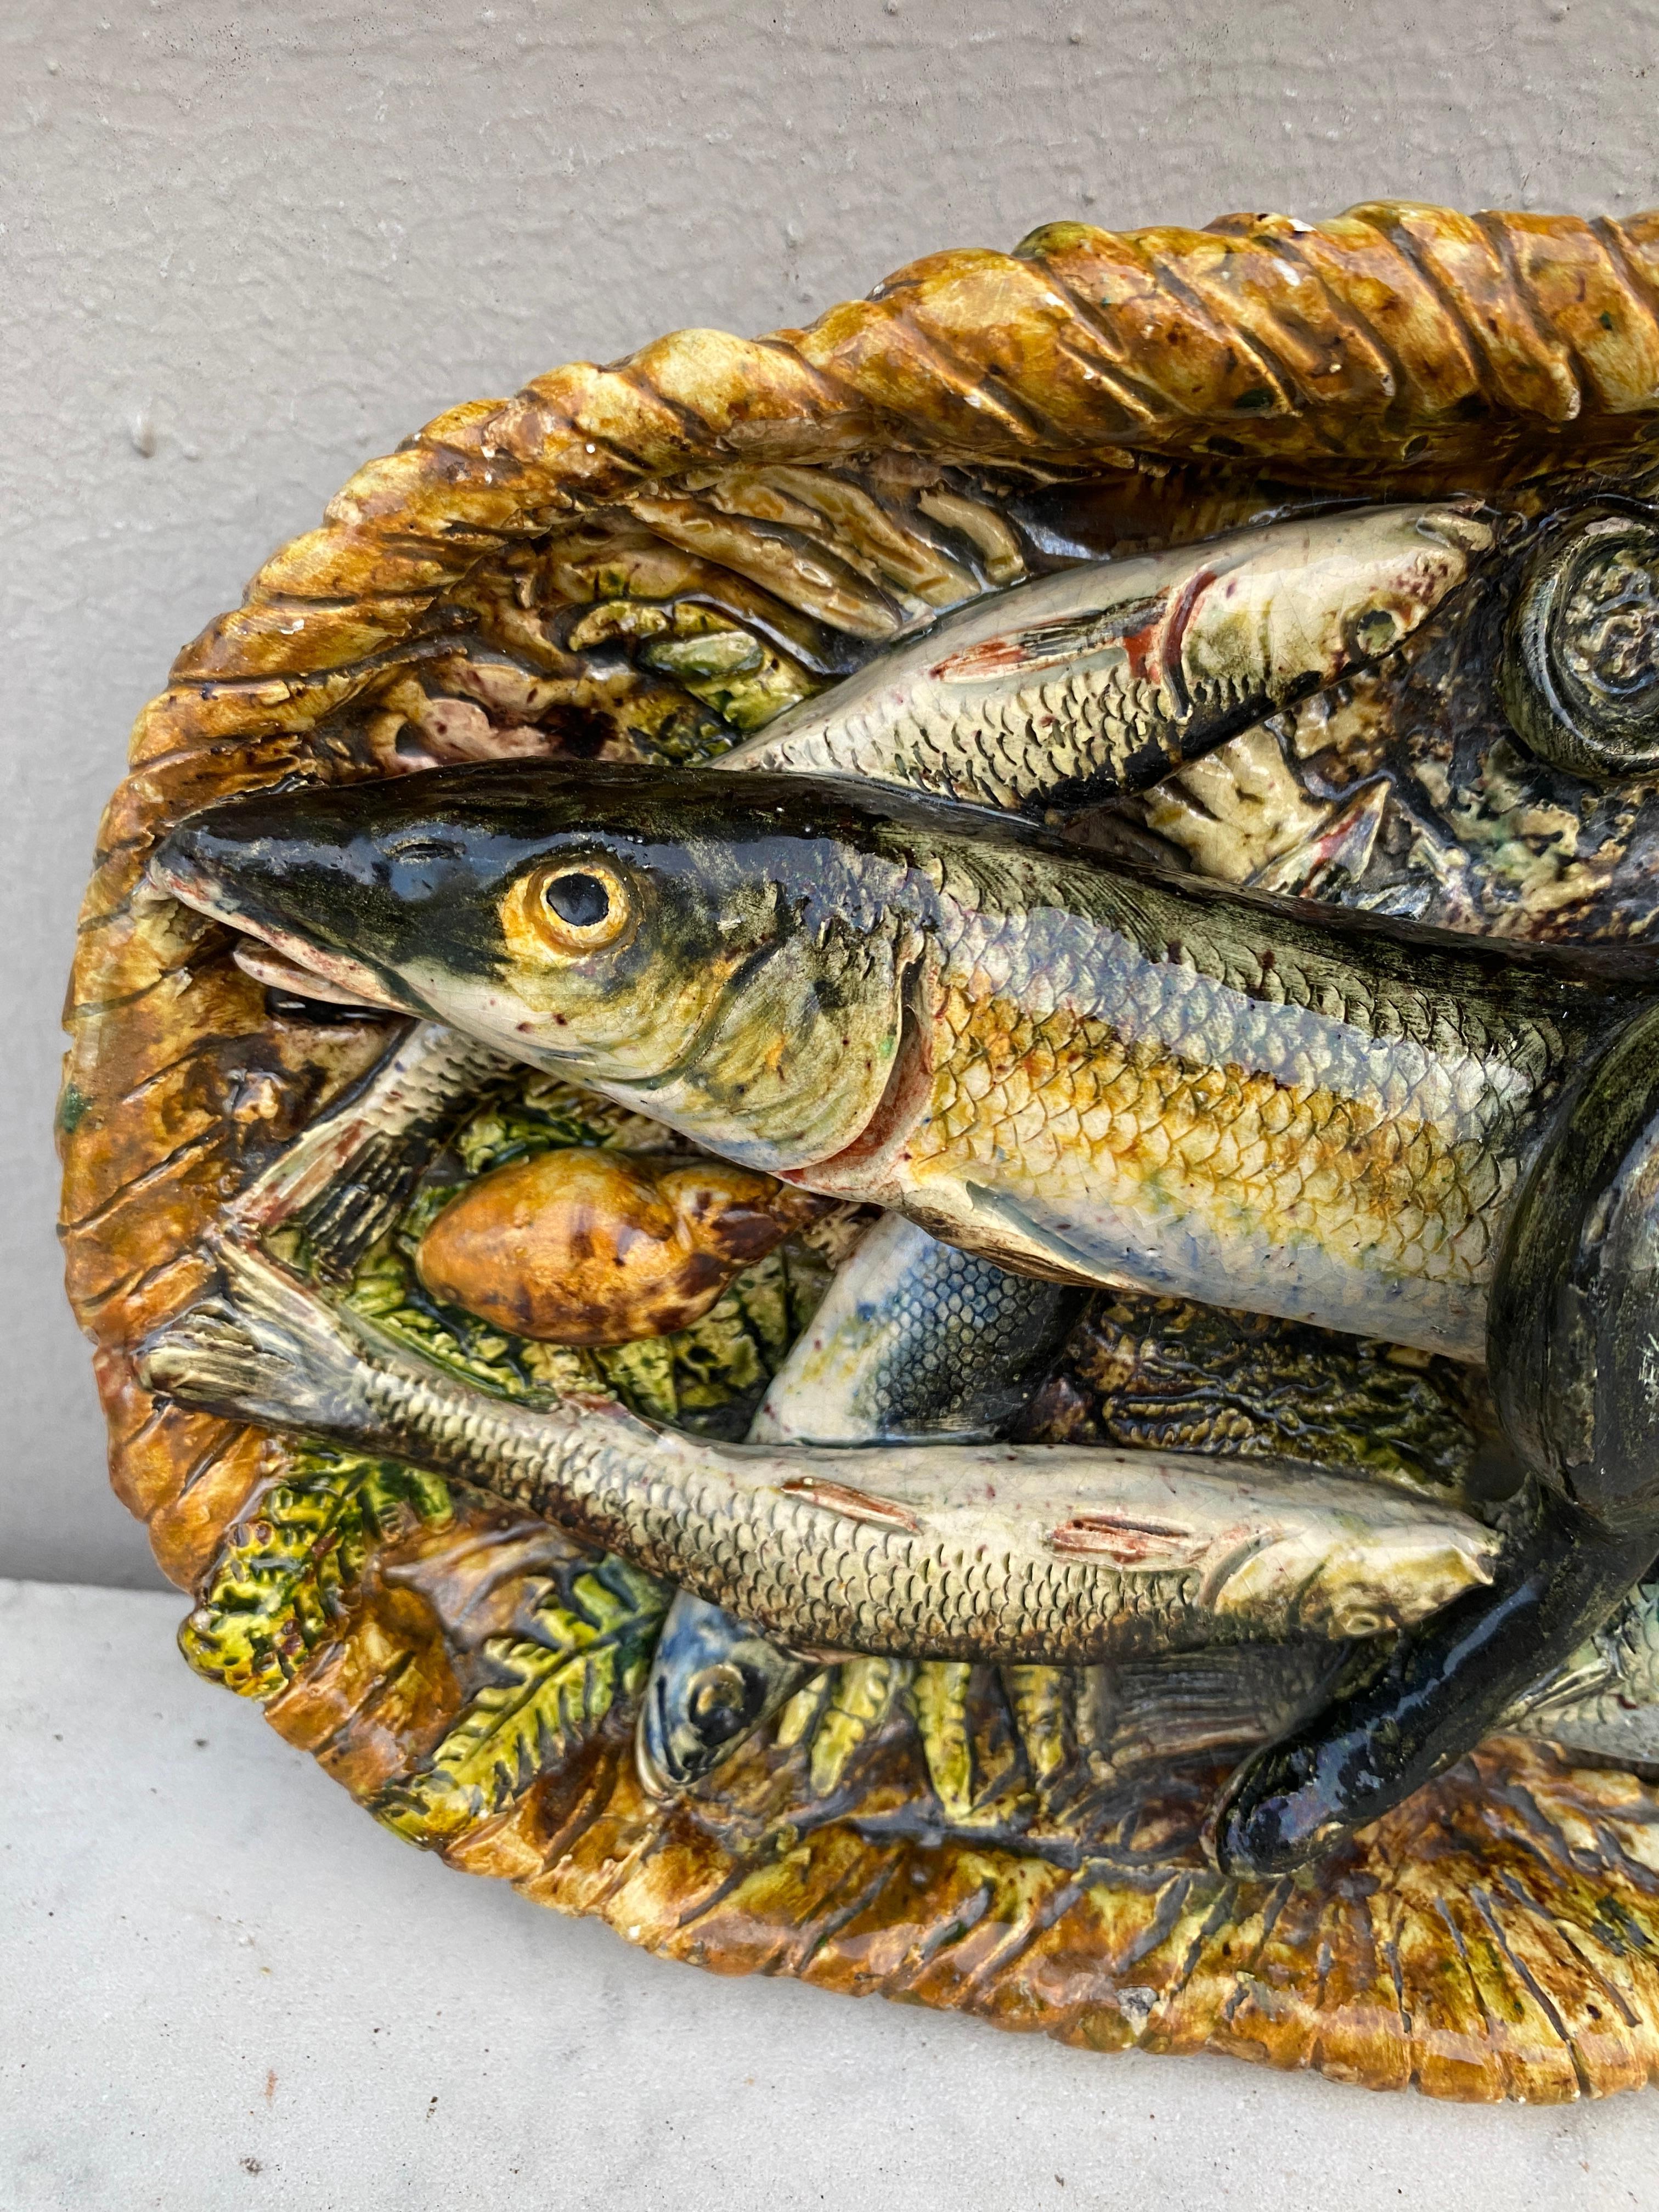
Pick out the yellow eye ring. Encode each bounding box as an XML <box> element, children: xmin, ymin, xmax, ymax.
<box><xmin>501</xmin><ymin>859</ymin><xmax>633</xmax><ymax>960</ymax></box>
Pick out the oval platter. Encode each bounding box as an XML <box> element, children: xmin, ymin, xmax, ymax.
<box><xmin>59</xmin><ymin>202</ymin><xmax>1659</xmax><ymax>2101</ymax></box>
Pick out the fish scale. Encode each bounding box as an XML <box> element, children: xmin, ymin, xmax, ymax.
<box><xmin>767</xmin><ymin>831</ymin><xmax>1585</xmax><ymax>1357</ymax></box>
<box><xmin>911</xmin><ymin>987</ymin><xmax>1505</xmax><ymax>1298</ymax></box>
<box><xmin>764</xmin><ymin>657</ymin><xmax>1272</xmax><ymax>810</ymax></box>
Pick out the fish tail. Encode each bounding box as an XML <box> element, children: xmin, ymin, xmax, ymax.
<box><xmin>230</xmin><ymin>1022</ymin><xmax>517</xmax><ymax>1281</ymax></box>
<box><xmin>139</xmin><ymin>1241</ymin><xmax>374</xmax><ymax>1440</ymax></box>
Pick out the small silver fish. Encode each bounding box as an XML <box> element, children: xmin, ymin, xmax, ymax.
<box><xmin>635</xmin><ymin>1593</ymin><xmax>819</xmax><ymax>1795</ymax></box>
<box><xmin>720</xmin><ymin>503</ymin><xmax>1493</xmax><ymax>816</ymax></box>
<box><xmin>142</xmin><ymin>1243</ymin><xmax>1499</xmax><ymax>1664</ymax></box>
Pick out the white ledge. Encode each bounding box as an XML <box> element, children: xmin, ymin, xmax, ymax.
<box><xmin>2</xmin><ymin>1576</ymin><xmax>1654</xmax><ymax>2210</ymax></box>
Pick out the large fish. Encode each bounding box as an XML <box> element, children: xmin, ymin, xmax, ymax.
<box><xmin>142</xmin><ymin>1242</ymin><xmax>1497</xmax><ymax>1663</ymax></box>
<box><xmin>154</xmin><ymin>759</ymin><xmax>1654</xmax><ymax>1361</ymax></box>
<box><xmin>718</xmin><ymin>502</ymin><xmax>1493</xmax><ymax>816</ymax></box>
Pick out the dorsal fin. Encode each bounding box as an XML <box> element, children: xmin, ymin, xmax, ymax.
<box><xmin>775</xmin><ymin>1476</ymin><xmax>921</xmax><ymax>1533</ymax></box>
<box><xmin>930</xmin><ymin>592</ymin><xmax>1168</xmax><ymax>684</ymax></box>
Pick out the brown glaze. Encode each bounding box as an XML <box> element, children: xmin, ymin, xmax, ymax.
<box><xmin>415</xmin><ymin>1148</ymin><xmax>831</xmax><ymax>1345</ymax></box>
<box><xmin>58</xmin><ymin>202</ymin><xmax>1659</xmax><ymax>2095</ymax></box>
<box><xmin>256</xmin><ymin>1479</ymin><xmax>1659</xmax><ymax>2106</ymax></box>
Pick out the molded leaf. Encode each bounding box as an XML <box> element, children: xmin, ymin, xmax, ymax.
<box><xmin>376</xmin><ymin>1560</ymin><xmax>670</xmax><ymax>1843</ymax></box>
<box><xmin>180</xmin><ymin>1448</ymin><xmax>453</xmax><ymax>1700</ymax></box>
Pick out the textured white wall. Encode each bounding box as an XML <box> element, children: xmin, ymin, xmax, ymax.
<box><xmin>5</xmin><ymin>0</ymin><xmax>1657</xmax><ymax>1588</ymax></box>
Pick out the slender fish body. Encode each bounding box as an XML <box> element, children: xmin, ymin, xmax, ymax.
<box><xmin>154</xmin><ymin>762</ymin><xmax>1653</xmax><ymax>1361</ymax></box>
<box><xmin>142</xmin><ymin>1244</ymin><xmax>1499</xmax><ymax>1666</ymax></box>
<box><xmin>719</xmin><ymin>503</ymin><xmax>1493</xmax><ymax>816</ymax></box>
<box><xmin>641</xmin><ymin>1216</ymin><xmax>1082</xmax><ymax>1789</ymax></box>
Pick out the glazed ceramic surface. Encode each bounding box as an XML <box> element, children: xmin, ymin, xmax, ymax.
<box><xmin>60</xmin><ymin>202</ymin><xmax>1659</xmax><ymax>2100</ymax></box>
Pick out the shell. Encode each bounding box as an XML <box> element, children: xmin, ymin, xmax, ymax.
<box><xmin>60</xmin><ymin>202</ymin><xmax>1659</xmax><ymax>2099</ymax></box>
<box><xmin>414</xmin><ymin>1149</ymin><xmax>830</xmax><ymax>1347</ymax></box>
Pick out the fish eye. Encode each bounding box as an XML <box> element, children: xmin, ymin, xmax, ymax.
<box><xmin>686</xmin><ymin>1662</ymin><xmax>759</xmax><ymax>1744</ymax></box>
<box><xmin>501</xmin><ymin>857</ymin><xmax>633</xmax><ymax>960</ymax></box>
<box><xmin>1499</xmin><ymin>507</ymin><xmax>1659</xmax><ymax>780</ymax></box>
<box><xmin>544</xmin><ymin>870</ymin><xmax>611</xmax><ymax>928</ymax></box>
<box><xmin>1345</xmin><ymin>605</ymin><xmax>1408</xmax><ymax>660</ymax></box>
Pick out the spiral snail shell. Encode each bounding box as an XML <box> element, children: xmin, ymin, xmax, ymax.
<box><xmin>1500</xmin><ymin>503</ymin><xmax>1659</xmax><ymax>781</ymax></box>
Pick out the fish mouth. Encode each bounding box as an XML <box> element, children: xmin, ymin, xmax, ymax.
<box><xmin>151</xmin><ymin>845</ymin><xmax>414</xmax><ymax>1014</ymax></box>
<box><xmin>230</xmin><ymin>939</ymin><xmax>405</xmax><ymax>1011</ymax></box>
<box><xmin>1420</xmin><ymin>502</ymin><xmax>1503</xmax><ymax>559</ymax></box>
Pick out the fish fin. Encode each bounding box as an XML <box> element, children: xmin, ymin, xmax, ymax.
<box><xmin>1046</xmin><ymin>1513</ymin><xmax>1212</xmax><ymax>1568</ymax></box>
<box><xmin>1092</xmin><ymin>1649</ymin><xmax>1335</xmax><ymax>1771</ymax></box>
<box><xmin>957</xmin><ymin>1183</ymin><xmax>1136</xmax><ymax>1289</ymax></box>
<box><xmin>775</xmin><ymin>1476</ymin><xmax>921</xmax><ymax>1534</ymax></box>
<box><xmin>1247</xmin><ymin>778</ymin><xmax>1391</xmax><ymax>899</ymax></box>
<box><xmin>139</xmin><ymin>1242</ymin><xmax>373</xmax><ymax>1437</ymax></box>
<box><xmin>294</xmin><ymin>1127</ymin><xmax>437</xmax><ymax>1285</ymax></box>
<box><xmin>232</xmin><ymin>1022</ymin><xmax>517</xmax><ymax>1282</ymax></box>
<box><xmin>929</xmin><ymin>592</ymin><xmax>1166</xmax><ymax>684</ymax></box>
<box><xmin>1177</xmin><ymin>865</ymin><xmax>1659</xmax><ymax>985</ymax></box>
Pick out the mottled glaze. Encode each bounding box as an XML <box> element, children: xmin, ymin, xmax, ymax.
<box><xmin>63</xmin><ymin>202</ymin><xmax>1659</xmax><ymax>2097</ymax></box>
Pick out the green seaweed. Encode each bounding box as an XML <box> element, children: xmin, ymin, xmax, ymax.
<box><xmin>452</xmin><ymin>1074</ymin><xmax>662</xmax><ymax>1180</ymax></box>
<box><xmin>375</xmin><ymin>1556</ymin><xmax>670</xmax><ymax>1842</ymax></box>
<box><xmin>180</xmin><ymin>1448</ymin><xmax>454</xmax><ymax>1701</ymax></box>
<box><xmin>1026</xmin><ymin>1290</ymin><xmax>1498</xmax><ymax>1505</ymax></box>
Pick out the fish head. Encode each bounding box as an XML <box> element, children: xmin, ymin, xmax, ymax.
<box><xmin>1182</xmin><ymin>500</ymin><xmax>1497</xmax><ymax>705</ymax></box>
<box><xmin>1120</xmin><ymin>486</ymin><xmax>1659</xmax><ymax>932</ymax></box>
<box><xmin>636</xmin><ymin>1594</ymin><xmax>815</xmax><ymax>1795</ymax></box>
<box><xmin>154</xmin><ymin>760</ymin><xmax>930</xmax><ymax>1169</ymax></box>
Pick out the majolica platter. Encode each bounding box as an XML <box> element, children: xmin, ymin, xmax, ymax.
<box><xmin>60</xmin><ymin>202</ymin><xmax>1659</xmax><ymax>2100</ymax></box>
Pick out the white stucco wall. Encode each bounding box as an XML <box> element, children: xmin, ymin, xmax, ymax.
<box><xmin>6</xmin><ymin>0</ymin><xmax>1658</xmax><ymax>1587</ymax></box>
